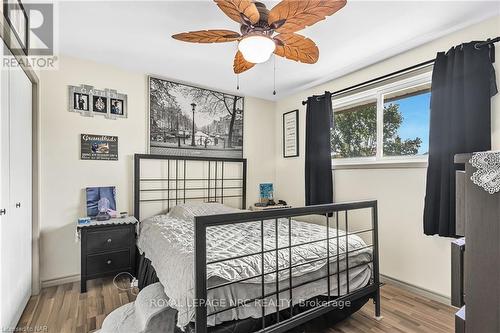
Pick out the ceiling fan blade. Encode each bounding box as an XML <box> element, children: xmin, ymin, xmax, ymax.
<box><xmin>172</xmin><ymin>30</ymin><xmax>241</xmax><ymax>43</ymax></box>
<box><xmin>214</xmin><ymin>0</ymin><xmax>260</xmax><ymax>25</ymax></box>
<box><xmin>268</xmin><ymin>0</ymin><xmax>346</xmax><ymax>33</ymax></box>
<box><xmin>234</xmin><ymin>50</ymin><xmax>255</xmax><ymax>74</ymax></box>
<box><xmin>274</xmin><ymin>33</ymin><xmax>319</xmax><ymax>64</ymax></box>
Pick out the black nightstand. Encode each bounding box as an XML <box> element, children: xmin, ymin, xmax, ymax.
<box><xmin>78</xmin><ymin>219</ymin><xmax>137</xmax><ymax>293</ymax></box>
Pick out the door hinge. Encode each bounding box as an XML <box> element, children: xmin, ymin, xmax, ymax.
<box><xmin>0</xmin><ymin>208</ymin><xmax>6</xmax><ymax>215</ymax></box>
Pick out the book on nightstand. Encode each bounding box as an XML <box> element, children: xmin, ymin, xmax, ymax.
<box><xmin>250</xmin><ymin>204</ymin><xmax>291</xmax><ymax>211</ymax></box>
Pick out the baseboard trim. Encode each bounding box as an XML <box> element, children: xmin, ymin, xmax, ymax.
<box><xmin>381</xmin><ymin>274</ymin><xmax>451</xmax><ymax>306</ymax></box>
<box><xmin>41</xmin><ymin>274</ymin><xmax>80</xmax><ymax>288</ymax></box>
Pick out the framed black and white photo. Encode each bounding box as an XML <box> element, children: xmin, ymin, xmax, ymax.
<box><xmin>92</xmin><ymin>95</ymin><xmax>107</xmax><ymax>113</ymax></box>
<box><xmin>73</xmin><ymin>93</ymin><xmax>89</xmax><ymax>111</ymax></box>
<box><xmin>148</xmin><ymin>76</ymin><xmax>244</xmax><ymax>158</ymax></box>
<box><xmin>68</xmin><ymin>85</ymin><xmax>127</xmax><ymax>119</ymax></box>
<box><xmin>283</xmin><ymin>110</ymin><xmax>299</xmax><ymax>158</ymax></box>
<box><xmin>110</xmin><ymin>98</ymin><xmax>124</xmax><ymax>116</ymax></box>
<box><xmin>107</xmin><ymin>89</ymin><xmax>128</xmax><ymax>119</ymax></box>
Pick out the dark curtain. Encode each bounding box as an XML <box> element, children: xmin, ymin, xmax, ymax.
<box><xmin>305</xmin><ymin>92</ymin><xmax>333</xmax><ymax>206</ymax></box>
<box><xmin>424</xmin><ymin>42</ymin><xmax>497</xmax><ymax>237</ymax></box>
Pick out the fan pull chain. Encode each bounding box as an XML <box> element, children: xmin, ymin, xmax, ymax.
<box><xmin>237</xmin><ymin>74</ymin><xmax>240</xmax><ymax>90</ymax></box>
<box><xmin>273</xmin><ymin>54</ymin><xmax>277</xmax><ymax>96</ymax></box>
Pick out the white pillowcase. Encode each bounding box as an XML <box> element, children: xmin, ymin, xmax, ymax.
<box><xmin>167</xmin><ymin>202</ymin><xmax>240</xmax><ymax>221</ymax></box>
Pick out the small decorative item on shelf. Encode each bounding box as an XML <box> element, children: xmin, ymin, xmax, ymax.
<box><xmin>120</xmin><ymin>211</ymin><xmax>128</xmax><ymax>218</ymax></box>
<box><xmin>259</xmin><ymin>182</ymin><xmax>274</xmax><ymax>204</ymax></box>
<box><xmin>250</xmin><ymin>199</ymin><xmax>291</xmax><ymax>211</ymax></box>
<box><xmin>78</xmin><ymin>217</ymin><xmax>91</xmax><ymax>225</ymax></box>
<box><xmin>96</xmin><ymin>198</ymin><xmax>112</xmax><ymax>221</ymax></box>
<box><xmin>86</xmin><ymin>186</ymin><xmax>117</xmax><ymax>219</ymax></box>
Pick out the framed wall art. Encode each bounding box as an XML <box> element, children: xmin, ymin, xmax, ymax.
<box><xmin>69</xmin><ymin>84</ymin><xmax>127</xmax><ymax>119</ymax></box>
<box><xmin>283</xmin><ymin>110</ymin><xmax>299</xmax><ymax>158</ymax></box>
<box><xmin>148</xmin><ymin>76</ymin><xmax>244</xmax><ymax>158</ymax></box>
<box><xmin>80</xmin><ymin>134</ymin><xmax>118</xmax><ymax>161</ymax></box>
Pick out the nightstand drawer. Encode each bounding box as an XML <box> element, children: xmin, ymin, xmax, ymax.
<box><xmin>78</xmin><ymin>218</ymin><xmax>138</xmax><ymax>293</ymax></box>
<box><xmin>87</xmin><ymin>250</ymin><xmax>131</xmax><ymax>275</ymax></box>
<box><xmin>87</xmin><ymin>227</ymin><xmax>131</xmax><ymax>253</ymax></box>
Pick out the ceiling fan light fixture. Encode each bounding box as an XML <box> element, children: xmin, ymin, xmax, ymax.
<box><xmin>238</xmin><ymin>35</ymin><xmax>276</xmax><ymax>64</ymax></box>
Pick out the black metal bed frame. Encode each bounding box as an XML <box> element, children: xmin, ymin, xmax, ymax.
<box><xmin>134</xmin><ymin>154</ymin><xmax>380</xmax><ymax>333</ymax></box>
<box><xmin>195</xmin><ymin>201</ymin><xmax>380</xmax><ymax>333</ymax></box>
<box><xmin>134</xmin><ymin>154</ymin><xmax>247</xmax><ymax>219</ymax></box>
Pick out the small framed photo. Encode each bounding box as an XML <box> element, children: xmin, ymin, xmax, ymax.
<box><xmin>110</xmin><ymin>98</ymin><xmax>124</xmax><ymax>116</ymax></box>
<box><xmin>73</xmin><ymin>93</ymin><xmax>89</xmax><ymax>111</ymax></box>
<box><xmin>92</xmin><ymin>95</ymin><xmax>108</xmax><ymax>114</ymax></box>
<box><xmin>283</xmin><ymin>110</ymin><xmax>299</xmax><ymax>158</ymax></box>
<box><xmin>259</xmin><ymin>182</ymin><xmax>274</xmax><ymax>203</ymax></box>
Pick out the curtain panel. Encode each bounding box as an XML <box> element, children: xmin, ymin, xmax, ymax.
<box><xmin>305</xmin><ymin>92</ymin><xmax>334</xmax><ymax>206</ymax></box>
<box><xmin>424</xmin><ymin>42</ymin><xmax>497</xmax><ymax>237</ymax></box>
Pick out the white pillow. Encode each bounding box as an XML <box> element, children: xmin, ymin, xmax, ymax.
<box><xmin>167</xmin><ymin>202</ymin><xmax>240</xmax><ymax>221</ymax></box>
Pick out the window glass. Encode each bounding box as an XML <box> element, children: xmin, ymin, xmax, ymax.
<box><xmin>383</xmin><ymin>84</ymin><xmax>431</xmax><ymax>156</ymax></box>
<box><xmin>332</xmin><ymin>99</ymin><xmax>377</xmax><ymax>159</ymax></box>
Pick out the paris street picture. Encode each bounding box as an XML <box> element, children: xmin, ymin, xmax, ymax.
<box><xmin>148</xmin><ymin>76</ymin><xmax>244</xmax><ymax>158</ymax></box>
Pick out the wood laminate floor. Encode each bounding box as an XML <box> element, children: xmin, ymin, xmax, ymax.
<box><xmin>17</xmin><ymin>278</ymin><xmax>456</xmax><ymax>333</ymax></box>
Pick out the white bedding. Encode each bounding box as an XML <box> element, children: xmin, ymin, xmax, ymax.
<box><xmin>137</xmin><ymin>203</ymin><xmax>372</xmax><ymax>328</ymax></box>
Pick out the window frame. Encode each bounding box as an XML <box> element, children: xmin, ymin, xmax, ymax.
<box><xmin>331</xmin><ymin>71</ymin><xmax>432</xmax><ymax>168</ymax></box>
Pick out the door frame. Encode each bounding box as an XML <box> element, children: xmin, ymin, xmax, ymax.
<box><xmin>0</xmin><ymin>10</ymin><xmax>41</xmax><ymax>295</ymax></box>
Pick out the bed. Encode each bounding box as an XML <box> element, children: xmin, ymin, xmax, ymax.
<box><xmin>134</xmin><ymin>154</ymin><xmax>380</xmax><ymax>333</ymax></box>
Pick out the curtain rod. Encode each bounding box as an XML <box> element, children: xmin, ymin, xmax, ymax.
<box><xmin>302</xmin><ymin>36</ymin><xmax>500</xmax><ymax>106</ymax></box>
<box><xmin>301</xmin><ymin>59</ymin><xmax>434</xmax><ymax>105</ymax></box>
<box><xmin>475</xmin><ymin>36</ymin><xmax>500</xmax><ymax>49</ymax></box>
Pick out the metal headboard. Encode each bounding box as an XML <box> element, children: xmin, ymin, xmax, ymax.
<box><xmin>134</xmin><ymin>154</ymin><xmax>247</xmax><ymax>221</ymax></box>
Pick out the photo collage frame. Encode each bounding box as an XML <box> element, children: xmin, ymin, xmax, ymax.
<box><xmin>69</xmin><ymin>84</ymin><xmax>128</xmax><ymax>119</ymax></box>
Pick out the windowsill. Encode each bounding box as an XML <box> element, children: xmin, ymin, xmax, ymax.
<box><xmin>332</xmin><ymin>158</ymin><xmax>428</xmax><ymax>170</ymax></box>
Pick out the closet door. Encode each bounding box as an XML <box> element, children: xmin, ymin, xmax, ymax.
<box><xmin>0</xmin><ymin>46</ymin><xmax>11</xmax><ymax>330</ymax></box>
<box><xmin>0</xmin><ymin>47</ymin><xmax>32</xmax><ymax>330</ymax></box>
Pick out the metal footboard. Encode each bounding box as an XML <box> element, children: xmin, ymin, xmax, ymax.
<box><xmin>194</xmin><ymin>200</ymin><xmax>380</xmax><ymax>333</ymax></box>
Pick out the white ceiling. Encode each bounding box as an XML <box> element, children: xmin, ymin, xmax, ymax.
<box><xmin>58</xmin><ymin>1</ymin><xmax>500</xmax><ymax>100</ymax></box>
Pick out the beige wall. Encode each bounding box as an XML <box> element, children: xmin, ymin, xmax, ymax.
<box><xmin>40</xmin><ymin>17</ymin><xmax>500</xmax><ymax>295</ymax></box>
<box><xmin>39</xmin><ymin>56</ymin><xmax>275</xmax><ymax>282</ymax></box>
<box><xmin>273</xmin><ymin>16</ymin><xmax>500</xmax><ymax>298</ymax></box>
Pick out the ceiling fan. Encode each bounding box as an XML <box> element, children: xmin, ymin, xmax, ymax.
<box><xmin>172</xmin><ymin>0</ymin><xmax>347</xmax><ymax>74</ymax></box>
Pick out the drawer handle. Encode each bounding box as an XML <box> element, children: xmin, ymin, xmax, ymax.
<box><xmin>107</xmin><ymin>238</ymin><xmax>112</xmax><ymax>243</ymax></box>
<box><xmin>106</xmin><ymin>260</ymin><xmax>112</xmax><ymax>265</ymax></box>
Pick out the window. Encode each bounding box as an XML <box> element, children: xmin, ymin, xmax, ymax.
<box><xmin>332</xmin><ymin>99</ymin><xmax>377</xmax><ymax>158</ymax></box>
<box><xmin>383</xmin><ymin>84</ymin><xmax>431</xmax><ymax>156</ymax></box>
<box><xmin>331</xmin><ymin>72</ymin><xmax>431</xmax><ymax>165</ymax></box>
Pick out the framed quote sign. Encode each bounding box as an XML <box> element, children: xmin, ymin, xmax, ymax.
<box><xmin>81</xmin><ymin>134</ymin><xmax>118</xmax><ymax>161</ymax></box>
<box><xmin>283</xmin><ymin>110</ymin><xmax>299</xmax><ymax>158</ymax></box>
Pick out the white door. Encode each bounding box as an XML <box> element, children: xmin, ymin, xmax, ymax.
<box><xmin>0</xmin><ymin>46</ymin><xmax>32</xmax><ymax>330</ymax></box>
<box><xmin>0</xmin><ymin>46</ymin><xmax>11</xmax><ymax>331</ymax></box>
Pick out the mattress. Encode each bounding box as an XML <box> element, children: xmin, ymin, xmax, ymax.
<box><xmin>136</xmin><ymin>203</ymin><xmax>373</xmax><ymax>328</ymax></box>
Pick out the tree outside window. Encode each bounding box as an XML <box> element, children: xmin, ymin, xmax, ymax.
<box><xmin>331</xmin><ymin>83</ymin><xmax>430</xmax><ymax>160</ymax></box>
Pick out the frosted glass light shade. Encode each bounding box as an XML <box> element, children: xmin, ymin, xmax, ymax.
<box><xmin>238</xmin><ymin>35</ymin><xmax>276</xmax><ymax>64</ymax></box>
